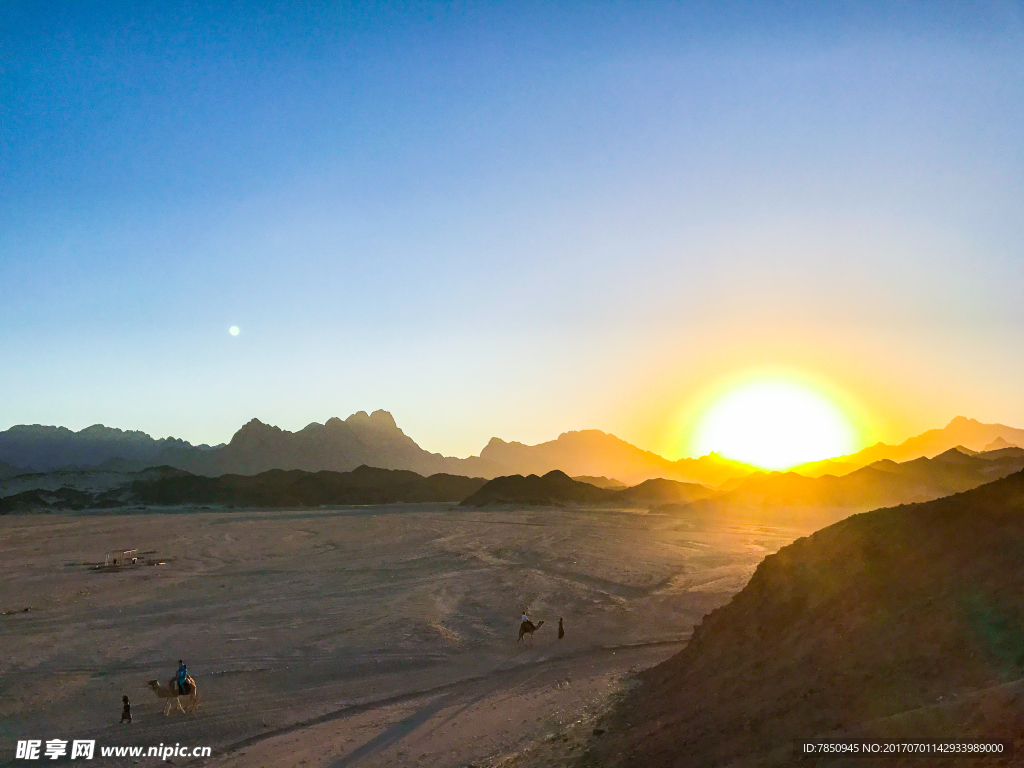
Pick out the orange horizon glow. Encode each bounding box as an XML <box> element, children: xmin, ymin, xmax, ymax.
<box><xmin>666</xmin><ymin>370</ymin><xmax>872</xmax><ymax>470</ymax></box>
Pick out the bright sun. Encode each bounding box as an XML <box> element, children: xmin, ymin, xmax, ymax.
<box><xmin>692</xmin><ymin>379</ymin><xmax>855</xmax><ymax>470</ymax></box>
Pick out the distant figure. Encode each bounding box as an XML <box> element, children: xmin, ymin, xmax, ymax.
<box><xmin>558</xmin><ymin>617</ymin><xmax>565</xmax><ymax>640</ymax></box>
<box><xmin>518</xmin><ymin>615</ymin><xmax>545</xmax><ymax>645</ymax></box>
<box><xmin>176</xmin><ymin>660</ymin><xmax>188</xmax><ymax>695</ymax></box>
<box><xmin>120</xmin><ymin>695</ymin><xmax>132</xmax><ymax>723</ymax></box>
<box><xmin>147</xmin><ymin>677</ymin><xmax>199</xmax><ymax>716</ymax></box>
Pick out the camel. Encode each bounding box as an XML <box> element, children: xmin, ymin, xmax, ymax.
<box><xmin>518</xmin><ymin>619</ymin><xmax>545</xmax><ymax>645</ymax></box>
<box><xmin>147</xmin><ymin>676</ymin><xmax>198</xmax><ymax>715</ymax></box>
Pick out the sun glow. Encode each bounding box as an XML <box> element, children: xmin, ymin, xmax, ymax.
<box><xmin>691</xmin><ymin>379</ymin><xmax>855</xmax><ymax>470</ymax></box>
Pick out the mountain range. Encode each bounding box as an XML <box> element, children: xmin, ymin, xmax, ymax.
<box><xmin>0</xmin><ymin>412</ymin><xmax>756</xmax><ymax>485</ymax></box>
<box><xmin>1</xmin><ymin>412</ymin><xmax>1021</xmax><ymax>488</ymax></box>
<box><xmin>584</xmin><ymin>467</ymin><xmax>1024</xmax><ymax>768</ymax></box>
<box><xmin>660</xmin><ymin>445</ymin><xmax>1024</xmax><ymax>528</ymax></box>
<box><xmin>0</xmin><ymin>465</ymin><xmax>488</xmax><ymax>513</ymax></box>
<box><xmin>8</xmin><ymin>445</ymin><xmax>1015</xmax><ymax>518</ymax></box>
<box><xmin>130</xmin><ymin>466</ymin><xmax>487</xmax><ymax>508</ymax></box>
<box><xmin>0</xmin><ymin>412</ymin><xmax>499</xmax><ymax>478</ymax></box>
<box><xmin>458</xmin><ymin>447</ymin><xmax>1024</xmax><ymax>526</ymax></box>
<box><xmin>459</xmin><ymin>471</ymin><xmax>715</xmax><ymax>508</ymax></box>
<box><xmin>794</xmin><ymin>415</ymin><xmax>1024</xmax><ymax>476</ymax></box>
<box><xmin>479</xmin><ymin>431</ymin><xmax>756</xmax><ymax>485</ymax></box>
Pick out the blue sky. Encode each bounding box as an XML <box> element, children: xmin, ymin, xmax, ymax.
<box><xmin>2</xmin><ymin>2</ymin><xmax>1023</xmax><ymax>457</ymax></box>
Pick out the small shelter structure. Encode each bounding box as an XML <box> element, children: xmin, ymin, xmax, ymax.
<box><xmin>104</xmin><ymin>549</ymin><xmax>138</xmax><ymax>567</ymax></box>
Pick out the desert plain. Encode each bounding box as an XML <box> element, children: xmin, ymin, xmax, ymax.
<box><xmin>0</xmin><ymin>505</ymin><xmax>805</xmax><ymax>767</ymax></box>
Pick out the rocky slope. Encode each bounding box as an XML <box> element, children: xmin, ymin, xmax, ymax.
<box><xmin>582</xmin><ymin>469</ymin><xmax>1024</xmax><ymax>768</ymax></box>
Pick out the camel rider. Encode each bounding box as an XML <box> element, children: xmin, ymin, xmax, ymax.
<box><xmin>177</xmin><ymin>660</ymin><xmax>188</xmax><ymax>695</ymax></box>
<box><xmin>521</xmin><ymin>611</ymin><xmax>530</xmax><ymax>625</ymax></box>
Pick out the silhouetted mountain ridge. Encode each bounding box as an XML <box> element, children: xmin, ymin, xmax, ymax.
<box><xmin>572</xmin><ymin>475</ymin><xmax>627</xmax><ymax>489</ymax></box>
<box><xmin>0</xmin><ymin>423</ymin><xmax>206</xmax><ymax>471</ymax></box>
<box><xmin>132</xmin><ymin>465</ymin><xmax>486</xmax><ymax>507</ymax></box>
<box><xmin>460</xmin><ymin>470</ymin><xmax>616</xmax><ymax>506</ymax></box>
<box><xmin>659</xmin><ymin>445</ymin><xmax>1024</xmax><ymax>528</ymax></box>
<box><xmin>796</xmin><ymin>416</ymin><xmax>1024</xmax><ymax>476</ymax></box>
<box><xmin>3</xmin><ymin>414</ymin><xmax>1023</xmax><ymax>492</ymax></box>
<box><xmin>480</xmin><ymin>430</ymin><xmax>757</xmax><ymax>486</ymax></box>
<box><xmin>0</xmin><ymin>412</ymin><xmax>500</xmax><ymax>478</ymax></box>
<box><xmin>986</xmin><ymin>436</ymin><xmax>1019</xmax><ymax>451</ymax></box>
<box><xmin>0</xmin><ymin>465</ymin><xmax>487</xmax><ymax>513</ymax></box>
<box><xmin>462</xmin><ymin>472</ymin><xmax>717</xmax><ymax>508</ymax></box>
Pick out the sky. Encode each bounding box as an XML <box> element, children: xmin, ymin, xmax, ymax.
<box><xmin>1</xmin><ymin>1</ymin><xmax>1023</xmax><ymax>460</ymax></box>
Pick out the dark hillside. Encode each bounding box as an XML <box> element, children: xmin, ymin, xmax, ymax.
<box><xmin>460</xmin><ymin>470</ymin><xmax>617</xmax><ymax>506</ymax></box>
<box><xmin>132</xmin><ymin>465</ymin><xmax>486</xmax><ymax>507</ymax></box>
<box><xmin>583</xmin><ymin>469</ymin><xmax>1024</xmax><ymax>767</ymax></box>
<box><xmin>1</xmin><ymin>466</ymin><xmax>485</xmax><ymax>511</ymax></box>
<box><xmin>613</xmin><ymin>478</ymin><xmax>714</xmax><ymax>506</ymax></box>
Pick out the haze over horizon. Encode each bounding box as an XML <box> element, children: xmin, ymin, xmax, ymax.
<box><xmin>2</xmin><ymin>2</ymin><xmax>1023</xmax><ymax>461</ymax></box>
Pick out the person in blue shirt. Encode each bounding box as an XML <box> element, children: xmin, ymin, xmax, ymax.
<box><xmin>176</xmin><ymin>660</ymin><xmax>188</xmax><ymax>694</ymax></box>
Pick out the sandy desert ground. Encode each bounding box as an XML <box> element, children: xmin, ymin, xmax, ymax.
<box><xmin>0</xmin><ymin>505</ymin><xmax>807</xmax><ymax>767</ymax></box>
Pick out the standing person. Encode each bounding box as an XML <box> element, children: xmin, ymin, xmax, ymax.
<box><xmin>558</xmin><ymin>617</ymin><xmax>565</xmax><ymax>640</ymax></box>
<box><xmin>120</xmin><ymin>695</ymin><xmax>132</xmax><ymax>723</ymax></box>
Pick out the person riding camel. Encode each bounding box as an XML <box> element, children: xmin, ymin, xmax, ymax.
<box><xmin>517</xmin><ymin>610</ymin><xmax>545</xmax><ymax>643</ymax></box>
<box><xmin>176</xmin><ymin>660</ymin><xmax>189</xmax><ymax>695</ymax></box>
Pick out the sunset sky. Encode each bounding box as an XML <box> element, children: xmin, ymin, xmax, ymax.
<box><xmin>2</xmin><ymin>2</ymin><xmax>1023</xmax><ymax>460</ymax></box>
